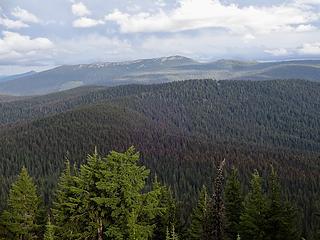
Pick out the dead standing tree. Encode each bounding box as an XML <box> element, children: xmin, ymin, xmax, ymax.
<box><xmin>211</xmin><ymin>159</ymin><xmax>226</xmax><ymax>240</ymax></box>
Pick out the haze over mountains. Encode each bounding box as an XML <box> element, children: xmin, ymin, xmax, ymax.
<box><xmin>1</xmin><ymin>56</ymin><xmax>320</xmax><ymax>96</ymax></box>
<box><xmin>0</xmin><ymin>71</ymin><xmax>37</xmax><ymax>83</ymax></box>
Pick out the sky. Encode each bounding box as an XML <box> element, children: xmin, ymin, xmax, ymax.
<box><xmin>0</xmin><ymin>0</ymin><xmax>320</xmax><ymax>74</ymax></box>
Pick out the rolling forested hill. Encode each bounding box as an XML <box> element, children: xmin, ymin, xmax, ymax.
<box><xmin>0</xmin><ymin>56</ymin><xmax>320</xmax><ymax>96</ymax></box>
<box><xmin>0</xmin><ymin>79</ymin><xmax>320</xmax><ymax>235</ymax></box>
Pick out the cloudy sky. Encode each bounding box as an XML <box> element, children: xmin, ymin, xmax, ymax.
<box><xmin>0</xmin><ymin>0</ymin><xmax>320</xmax><ymax>74</ymax></box>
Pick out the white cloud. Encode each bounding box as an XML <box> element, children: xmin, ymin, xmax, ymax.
<box><xmin>105</xmin><ymin>0</ymin><xmax>319</xmax><ymax>35</ymax></box>
<box><xmin>264</xmin><ymin>48</ymin><xmax>289</xmax><ymax>56</ymax></box>
<box><xmin>295</xmin><ymin>24</ymin><xmax>317</xmax><ymax>32</ymax></box>
<box><xmin>295</xmin><ymin>0</ymin><xmax>320</xmax><ymax>5</ymax></box>
<box><xmin>140</xmin><ymin>32</ymin><xmax>257</xmax><ymax>58</ymax></box>
<box><xmin>11</xmin><ymin>7</ymin><xmax>40</xmax><ymax>23</ymax></box>
<box><xmin>243</xmin><ymin>33</ymin><xmax>256</xmax><ymax>42</ymax></box>
<box><xmin>297</xmin><ymin>42</ymin><xmax>320</xmax><ymax>54</ymax></box>
<box><xmin>0</xmin><ymin>16</ymin><xmax>28</xmax><ymax>29</ymax></box>
<box><xmin>72</xmin><ymin>17</ymin><xmax>104</xmax><ymax>28</ymax></box>
<box><xmin>155</xmin><ymin>0</ymin><xmax>167</xmax><ymax>7</ymax></box>
<box><xmin>0</xmin><ymin>31</ymin><xmax>53</xmax><ymax>62</ymax></box>
<box><xmin>264</xmin><ymin>42</ymin><xmax>320</xmax><ymax>56</ymax></box>
<box><xmin>56</xmin><ymin>34</ymin><xmax>133</xmax><ymax>64</ymax></box>
<box><xmin>72</xmin><ymin>2</ymin><xmax>91</xmax><ymax>16</ymax></box>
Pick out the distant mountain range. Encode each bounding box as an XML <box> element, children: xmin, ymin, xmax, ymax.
<box><xmin>0</xmin><ymin>56</ymin><xmax>320</xmax><ymax>96</ymax></box>
<box><xmin>0</xmin><ymin>71</ymin><xmax>37</xmax><ymax>83</ymax></box>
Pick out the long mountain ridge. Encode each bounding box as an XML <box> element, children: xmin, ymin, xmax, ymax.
<box><xmin>1</xmin><ymin>56</ymin><xmax>320</xmax><ymax>96</ymax></box>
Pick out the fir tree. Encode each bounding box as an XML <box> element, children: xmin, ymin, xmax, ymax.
<box><xmin>265</xmin><ymin>166</ymin><xmax>300</xmax><ymax>240</ymax></box>
<box><xmin>44</xmin><ymin>217</ymin><xmax>55</xmax><ymax>240</ymax></box>
<box><xmin>188</xmin><ymin>185</ymin><xmax>210</xmax><ymax>239</ymax></box>
<box><xmin>152</xmin><ymin>177</ymin><xmax>178</xmax><ymax>240</ymax></box>
<box><xmin>51</xmin><ymin>160</ymin><xmax>81</xmax><ymax>239</ymax></box>
<box><xmin>224</xmin><ymin>167</ymin><xmax>243</xmax><ymax>240</ymax></box>
<box><xmin>239</xmin><ymin>170</ymin><xmax>268</xmax><ymax>240</ymax></box>
<box><xmin>52</xmin><ymin>147</ymin><xmax>162</xmax><ymax>239</ymax></box>
<box><xmin>0</xmin><ymin>167</ymin><xmax>40</xmax><ymax>240</ymax></box>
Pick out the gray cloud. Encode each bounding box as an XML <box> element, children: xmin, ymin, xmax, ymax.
<box><xmin>0</xmin><ymin>0</ymin><xmax>319</xmax><ymax>74</ymax></box>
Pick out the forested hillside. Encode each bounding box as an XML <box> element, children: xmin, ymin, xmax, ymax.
<box><xmin>0</xmin><ymin>79</ymin><xmax>320</xmax><ymax>238</ymax></box>
<box><xmin>0</xmin><ymin>148</ymin><xmax>309</xmax><ymax>239</ymax></box>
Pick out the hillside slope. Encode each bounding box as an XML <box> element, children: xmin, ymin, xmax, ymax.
<box><xmin>1</xmin><ymin>57</ymin><xmax>320</xmax><ymax>95</ymax></box>
<box><xmin>0</xmin><ymin>79</ymin><xmax>320</xmax><ymax>233</ymax></box>
<box><xmin>0</xmin><ymin>56</ymin><xmax>197</xmax><ymax>95</ymax></box>
<box><xmin>2</xmin><ymin>79</ymin><xmax>320</xmax><ymax>151</ymax></box>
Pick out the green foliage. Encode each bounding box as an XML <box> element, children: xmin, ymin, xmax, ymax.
<box><xmin>44</xmin><ymin>217</ymin><xmax>55</xmax><ymax>240</ymax></box>
<box><xmin>0</xmin><ymin>79</ymin><xmax>320</xmax><ymax>236</ymax></box>
<box><xmin>152</xmin><ymin>177</ymin><xmax>178</xmax><ymax>240</ymax></box>
<box><xmin>52</xmin><ymin>147</ymin><xmax>162</xmax><ymax>239</ymax></box>
<box><xmin>166</xmin><ymin>225</ymin><xmax>179</xmax><ymax>240</ymax></box>
<box><xmin>188</xmin><ymin>185</ymin><xmax>210</xmax><ymax>239</ymax></box>
<box><xmin>264</xmin><ymin>166</ymin><xmax>300</xmax><ymax>240</ymax></box>
<box><xmin>51</xmin><ymin>160</ymin><xmax>80</xmax><ymax>239</ymax></box>
<box><xmin>239</xmin><ymin>168</ymin><xmax>301</xmax><ymax>240</ymax></box>
<box><xmin>0</xmin><ymin>167</ymin><xmax>40</xmax><ymax>239</ymax></box>
<box><xmin>225</xmin><ymin>167</ymin><xmax>243</xmax><ymax>240</ymax></box>
<box><xmin>239</xmin><ymin>170</ymin><xmax>268</xmax><ymax>240</ymax></box>
<box><xmin>188</xmin><ymin>160</ymin><xmax>226</xmax><ymax>240</ymax></box>
<box><xmin>0</xmin><ymin>79</ymin><xmax>320</xmax><ymax>237</ymax></box>
<box><xmin>0</xmin><ymin>149</ymin><xmax>316</xmax><ymax>239</ymax></box>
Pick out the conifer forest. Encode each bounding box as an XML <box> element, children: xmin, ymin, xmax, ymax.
<box><xmin>1</xmin><ymin>1</ymin><xmax>320</xmax><ymax>238</ymax></box>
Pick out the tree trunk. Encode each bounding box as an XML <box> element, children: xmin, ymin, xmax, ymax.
<box><xmin>97</xmin><ymin>218</ymin><xmax>103</xmax><ymax>240</ymax></box>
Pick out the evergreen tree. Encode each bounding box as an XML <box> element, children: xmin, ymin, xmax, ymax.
<box><xmin>44</xmin><ymin>217</ymin><xmax>55</xmax><ymax>240</ymax></box>
<box><xmin>152</xmin><ymin>177</ymin><xmax>178</xmax><ymax>240</ymax></box>
<box><xmin>188</xmin><ymin>185</ymin><xmax>210</xmax><ymax>239</ymax></box>
<box><xmin>239</xmin><ymin>170</ymin><xmax>268</xmax><ymax>240</ymax></box>
<box><xmin>224</xmin><ymin>167</ymin><xmax>243</xmax><ymax>240</ymax></box>
<box><xmin>265</xmin><ymin>166</ymin><xmax>300</xmax><ymax>240</ymax></box>
<box><xmin>52</xmin><ymin>147</ymin><xmax>162</xmax><ymax>239</ymax></box>
<box><xmin>0</xmin><ymin>167</ymin><xmax>40</xmax><ymax>240</ymax></box>
<box><xmin>51</xmin><ymin>160</ymin><xmax>81</xmax><ymax>239</ymax></box>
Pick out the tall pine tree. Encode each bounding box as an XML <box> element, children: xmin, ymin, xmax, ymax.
<box><xmin>239</xmin><ymin>170</ymin><xmax>268</xmax><ymax>240</ymax></box>
<box><xmin>152</xmin><ymin>176</ymin><xmax>178</xmax><ymax>240</ymax></box>
<box><xmin>265</xmin><ymin>166</ymin><xmax>300</xmax><ymax>240</ymax></box>
<box><xmin>51</xmin><ymin>160</ymin><xmax>81</xmax><ymax>239</ymax></box>
<box><xmin>188</xmin><ymin>185</ymin><xmax>210</xmax><ymax>239</ymax></box>
<box><xmin>0</xmin><ymin>167</ymin><xmax>41</xmax><ymax>240</ymax></box>
<box><xmin>224</xmin><ymin>167</ymin><xmax>243</xmax><ymax>240</ymax></box>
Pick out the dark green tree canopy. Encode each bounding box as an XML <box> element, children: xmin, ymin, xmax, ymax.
<box><xmin>0</xmin><ymin>167</ymin><xmax>41</xmax><ymax>240</ymax></box>
<box><xmin>225</xmin><ymin>167</ymin><xmax>243</xmax><ymax>240</ymax></box>
<box><xmin>52</xmin><ymin>147</ymin><xmax>163</xmax><ymax>240</ymax></box>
